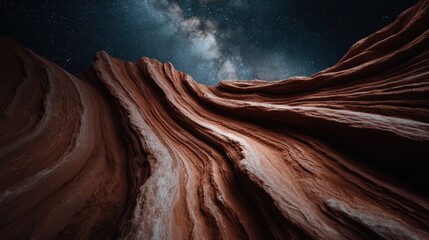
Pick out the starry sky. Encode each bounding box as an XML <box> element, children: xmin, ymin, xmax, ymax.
<box><xmin>1</xmin><ymin>0</ymin><xmax>418</xmax><ymax>84</ymax></box>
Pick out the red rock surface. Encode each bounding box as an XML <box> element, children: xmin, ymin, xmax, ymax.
<box><xmin>1</xmin><ymin>1</ymin><xmax>429</xmax><ymax>239</ymax></box>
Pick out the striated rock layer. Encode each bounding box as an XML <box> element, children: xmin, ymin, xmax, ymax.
<box><xmin>1</xmin><ymin>1</ymin><xmax>429</xmax><ymax>239</ymax></box>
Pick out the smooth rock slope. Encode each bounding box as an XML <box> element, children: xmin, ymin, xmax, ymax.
<box><xmin>1</xmin><ymin>1</ymin><xmax>429</xmax><ymax>239</ymax></box>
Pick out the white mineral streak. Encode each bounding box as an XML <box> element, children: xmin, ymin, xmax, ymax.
<box><xmin>96</xmin><ymin>57</ymin><xmax>179</xmax><ymax>240</ymax></box>
<box><xmin>128</xmin><ymin>104</ymin><xmax>179</xmax><ymax>240</ymax></box>
<box><xmin>326</xmin><ymin>198</ymin><xmax>429</xmax><ymax>239</ymax></box>
<box><xmin>204</xmin><ymin>92</ymin><xmax>429</xmax><ymax>141</ymax></box>
<box><xmin>205</xmin><ymin>124</ymin><xmax>340</xmax><ymax>238</ymax></box>
<box><xmin>150</xmin><ymin>66</ymin><xmax>341</xmax><ymax>238</ymax></box>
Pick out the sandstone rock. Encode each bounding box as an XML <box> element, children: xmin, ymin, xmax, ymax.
<box><xmin>0</xmin><ymin>1</ymin><xmax>428</xmax><ymax>239</ymax></box>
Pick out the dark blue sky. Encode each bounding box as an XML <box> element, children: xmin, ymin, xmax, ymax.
<box><xmin>0</xmin><ymin>0</ymin><xmax>418</xmax><ymax>84</ymax></box>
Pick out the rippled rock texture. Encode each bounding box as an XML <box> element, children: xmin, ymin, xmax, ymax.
<box><xmin>1</xmin><ymin>1</ymin><xmax>429</xmax><ymax>239</ymax></box>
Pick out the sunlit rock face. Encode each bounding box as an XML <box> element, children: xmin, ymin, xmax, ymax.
<box><xmin>1</xmin><ymin>1</ymin><xmax>429</xmax><ymax>239</ymax></box>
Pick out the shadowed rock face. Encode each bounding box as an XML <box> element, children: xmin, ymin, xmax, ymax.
<box><xmin>1</xmin><ymin>1</ymin><xmax>429</xmax><ymax>239</ymax></box>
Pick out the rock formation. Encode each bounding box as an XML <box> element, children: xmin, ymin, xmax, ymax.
<box><xmin>0</xmin><ymin>1</ymin><xmax>429</xmax><ymax>239</ymax></box>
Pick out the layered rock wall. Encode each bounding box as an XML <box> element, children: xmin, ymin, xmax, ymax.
<box><xmin>0</xmin><ymin>1</ymin><xmax>428</xmax><ymax>239</ymax></box>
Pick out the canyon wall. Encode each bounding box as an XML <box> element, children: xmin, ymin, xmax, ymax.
<box><xmin>0</xmin><ymin>1</ymin><xmax>428</xmax><ymax>239</ymax></box>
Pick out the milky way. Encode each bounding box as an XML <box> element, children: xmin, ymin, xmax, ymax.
<box><xmin>0</xmin><ymin>0</ymin><xmax>418</xmax><ymax>84</ymax></box>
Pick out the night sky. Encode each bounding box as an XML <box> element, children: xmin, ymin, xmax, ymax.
<box><xmin>1</xmin><ymin>0</ymin><xmax>418</xmax><ymax>84</ymax></box>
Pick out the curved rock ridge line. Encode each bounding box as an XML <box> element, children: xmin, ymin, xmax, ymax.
<box><xmin>1</xmin><ymin>1</ymin><xmax>429</xmax><ymax>239</ymax></box>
